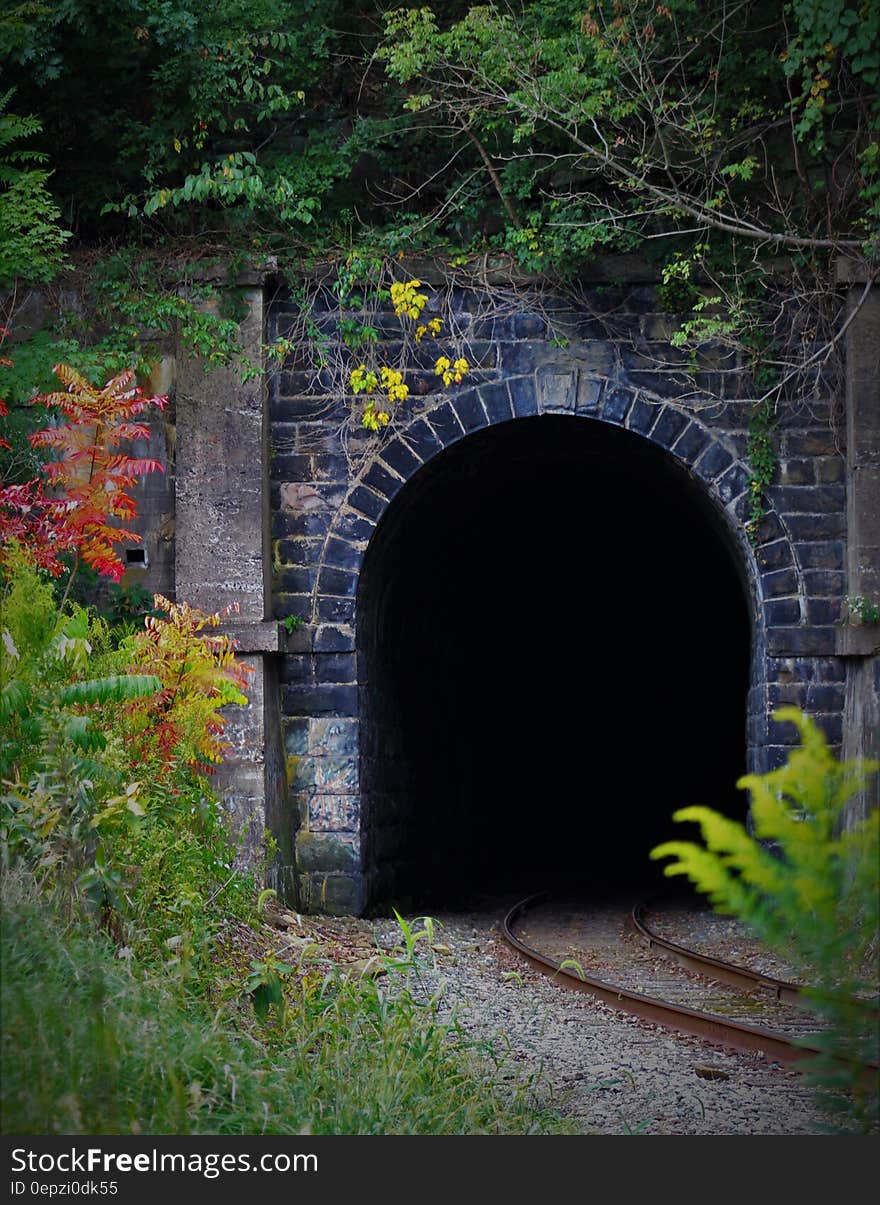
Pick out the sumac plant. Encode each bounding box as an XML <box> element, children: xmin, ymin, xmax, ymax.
<box><xmin>0</xmin><ymin>364</ymin><xmax>167</xmax><ymax>593</ymax></box>
<box><xmin>0</xmin><ymin>364</ymin><xmax>253</xmax><ymax>918</ymax></box>
<box><xmin>122</xmin><ymin>595</ymin><xmax>253</xmax><ymax>777</ymax></box>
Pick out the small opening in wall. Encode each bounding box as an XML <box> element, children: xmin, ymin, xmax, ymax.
<box><xmin>125</xmin><ymin>547</ymin><xmax>148</xmax><ymax>566</ymax></box>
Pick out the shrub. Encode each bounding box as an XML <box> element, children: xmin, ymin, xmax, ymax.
<box><xmin>651</xmin><ymin>708</ymin><xmax>879</xmax><ymax>1130</ymax></box>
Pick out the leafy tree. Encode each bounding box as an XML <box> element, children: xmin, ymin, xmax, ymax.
<box><xmin>0</xmin><ymin>87</ymin><xmax>69</xmax><ymax>287</ymax></box>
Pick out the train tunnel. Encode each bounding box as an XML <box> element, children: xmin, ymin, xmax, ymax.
<box><xmin>356</xmin><ymin>415</ymin><xmax>751</xmax><ymax>910</ymax></box>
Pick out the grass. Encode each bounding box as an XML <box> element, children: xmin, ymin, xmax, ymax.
<box><xmin>1</xmin><ymin>872</ymin><xmax>567</xmax><ymax>1135</ymax></box>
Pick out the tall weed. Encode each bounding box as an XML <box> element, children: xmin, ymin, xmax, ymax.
<box><xmin>1</xmin><ymin>872</ymin><xmax>565</xmax><ymax>1135</ymax></box>
<box><xmin>651</xmin><ymin>708</ymin><xmax>879</xmax><ymax>1130</ymax></box>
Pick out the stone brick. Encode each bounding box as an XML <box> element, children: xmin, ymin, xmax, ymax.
<box><xmin>282</xmin><ymin>683</ymin><xmax>358</xmax><ymax>716</ymax></box>
<box><xmin>273</xmin><ymin>594</ymin><xmax>311</xmax><ymax>620</ymax></box>
<box><xmin>513</xmin><ymin>313</ymin><xmax>548</xmax><ymax>338</ymax></box>
<box><xmin>785</xmin><ymin>512</ymin><xmax>846</xmax><ymax>539</ymax></box>
<box><xmin>280</xmin><ymin>481</ymin><xmax>345</xmax><ymax>514</ymax></box>
<box><xmin>778</xmin><ymin>458</ymin><xmax>815</xmax><ymax>485</ymax></box>
<box><xmin>642</xmin><ymin>315</ymin><xmax>678</xmax><ymax>340</ymax></box>
<box><xmin>768</xmin><ymin>714</ymin><xmax>805</xmax><ymax>745</ymax></box>
<box><xmin>283</xmin><ymin>718</ymin><xmax>310</xmax><ymax>757</ymax></box>
<box><xmin>274</xmin><ymin>535</ymin><xmax>320</xmax><ymax>564</ymax></box>
<box><xmin>650</xmin><ymin>407</ymin><xmax>689</xmax><ymax>449</ymax></box>
<box><xmin>314</xmin><ymin>625</ymin><xmax>356</xmax><ymax>652</ymax></box>
<box><xmin>693</xmin><ymin>442</ymin><xmax>734</xmax><ymax>481</ymax></box>
<box><xmin>480</xmin><ymin>381</ymin><xmax>514</xmax><ymax>423</ymax></box>
<box><xmin>729</xmin><ymin>492</ymin><xmax>752</xmax><ymax>523</ymax></box>
<box><xmin>400</xmin><ymin>418</ymin><xmax>443</xmax><ymax>462</ymax></box>
<box><xmin>271</xmin><ymin>452</ymin><xmax>312</xmax><ymax>480</ymax></box>
<box><xmin>362</xmin><ymin>461</ymin><xmax>403</xmax><ymax>501</ymax></box>
<box><xmin>624</xmin><ymin>369</ymin><xmax>692</xmax><ymax>399</ymax></box>
<box><xmin>600</xmin><ymin>387</ymin><xmax>632</xmax><ymax>425</ymax></box>
<box><xmin>815</xmin><ymin>456</ymin><xmax>846</xmax><ymax>483</ymax></box>
<box><xmin>671</xmin><ymin>422</ymin><xmax>710</xmax><ymax>464</ymax></box>
<box><xmin>347</xmin><ymin>485</ymin><xmax>385</xmax><ymax>520</ymax></box>
<box><xmin>309</xmin><ymin>718</ymin><xmax>359</xmax><ymax>756</ymax></box>
<box><xmin>576</xmin><ymin>377</ymin><xmax>601</xmax><ymax>412</ymax></box>
<box><xmin>796</xmin><ymin>541</ymin><xmax>845</xmax><ymax>570</ymax></box>
<box><xmin>323</xmin><ymin>537</ymin><xmax>363</xmax><ymax>571</ymax></box>
<box><xmin>380</xmin><ymin>439</ymin><xmax>422</xmax><ymax>479</ymax></box>
<box><xmin>761</xmin><ymin>567</ymin><xmax>799</xmax><ymax>597</ymax></box>
<box><xmin>579</xmin><ymin>343</ymin><xmax>617</xmax><ymax>376</ymax></box>
<box><xmin>453</xmin><ymin>389</ymin><xmax>489</xmax><ymax>431</ymax></box>
<box><xmin>311</xmin><ymin>755</ymin><xmax>359</xmax><ymax>794</ymax></box>
<box><xmin>716</xmin><ymin>463</ymin><xmax>750</xmax><ymax>504</ymax></box>
<box><xmin>279</xmin><ymin>655</ymin><xmax>313</xmax><ymax>684</ymax></box>
<box><xmin>624</xmin><ymin>286</ymin><xmax>658</xmax><ymax>313</ymax></box>
<box><xmin>315</xmin><ymin>873</ymin><xmax>365</xmax><ymax>914</ymax></box>
<box><xmin>427</xmin><ymin>402</ymin><xmax>466</xmax><ymax>446</ymax></box>
<box><xmin>272</xmin><ymin>394</ymin><xmax>346</xmax><ymax>423</ymax></box>
<box><xmin>315</xmin><ymin>652</ymin><xmax>357</xmax><ymax>684</ymax></box>
<box><xmin>278</xmin><ymin>566</ymin><xmax>317</xmax><ymax>595</ymax></box>
<box><xmin>813</xmin><ymin>659</ymin><xmax>846</xmax><ymax>683</ymax></box>
<box><xmin>782</xmin><ymin>431</ymin><xmax>840</xmax><ymax>456</ymax></box>
<box><xmin>807</xmin><ymin>683</ymin><xmax>845</xmax><ymax>712</ymax></box>
<box><xmin>333</xmin><ymin>510</ymin><xmax>376</xmax><ymax>544</ymax></box>
<box><xmin>768</xmin><ymin>683</ymin><xmax>807</xmax><ymax>707</ymax></box>
<box><xmin>806</xmin><ymin>598</ymin><xmax>842</xmax><ymax>625</ymax></box>
<box><xmin>311</xmin><ymin>455</ymin><xmax>351</xmax><ymax>481</ymax></box>
<box><xmin>813</xmin><ymin>714</ymin><xmax>843</xmax><ymax>744</ymax></box>
<box><xmin>752</xmin><ymin>512</ymin><xmax>786</xmax><ymax>544</ymax></box>
<box><xmin>471</xmin><ymin>315</ymin><xmax>514</xmax><ymax>340</ymax></box>
<box><xmin>272</xmin><ymin>509</ymin><xmax>331</xmax><ymax>539</ymax></box>
<box><xmin>767</xmin><ymin>627</ymin><xmax>836</xmax><ymax>655</ymax></box>
<box><xmin>537</xmin><ymin>367</ymin><xmax>578</xmax><ymax>413</ymax></box>
<box><xmin>625</xmin><ymin>396</ymin><xmax>658</xmax><ymax>435</ymax></box>
<box><xmin>804</xmin><ymin>569</ymin><xmax>846</xmax><ymax>596</ymax></box>
<box><xmin>291</xmin><ymin>792</ymin><xmax>309</xmax><ymax>826</ymax></box>
<box><xmin>405</xmin><ymin>371</ymin><xmax>446</xmax><ymax>398</ymax></box>
<box><xmin>297</xmin><ymin>831</ymin><xmax>359</xmax><ymax>870</ymax></box>
<box><xmin>764</xmin><ymin>599</ymin><xmax>801</xmax><ymax>625</ymax></box>
<box><xmin>316</xmin><ymin>596</ymin><xmax>356</xmax><ymax>625</ymax></box>
<box><xmin>510</xmin><ymin>375</ymin><xmax>538</xmax><ymax>417</ymax></box>
<box><xmin>768</xmin><ymin>484</ymin><xmax>846</xmax><ymax>514</ymax></box>
<box><xmin>746</xmin><ymin>747</ymin><xmax>785</xmax><ymax>776</ymax></box>
<box><xmin>501</xmin><ymin>340</ymin><xmax>557</xmax><ymax>374</ymax></box>
<box><xmin>755</xmin><ymin>540</ymin><xmax>794</xmax><ymax>571</ymax></box>
<box><xmin>317</xmin><ymin>566</ymin><xmax>357</xmax><ymax>597</ymax></box>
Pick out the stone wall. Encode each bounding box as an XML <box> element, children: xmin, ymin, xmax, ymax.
<box><xmin>51</xmin><ymin>259</ymin><xmax>871</xmax><ymax>913</ymax></box>
<box><xmin>262</xmin><ymin>269</ymin><xmax>874</xmax><ymax>913</ymax></box>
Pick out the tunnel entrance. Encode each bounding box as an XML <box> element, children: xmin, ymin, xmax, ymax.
<box><xmin>357</xmin><ymin>415</ymin><xmax>751</xmax><ymax>910</ymax></box>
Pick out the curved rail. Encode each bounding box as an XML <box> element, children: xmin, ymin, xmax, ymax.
<box><xmin>629</xmin><ymin>898</ymin><xmax>806</xmax><ymax>1006</ymax></box>
<box><xmin>502</xmin><ymin>893</ymin><xmax>872</xmax><ymax>1070</ymax></box>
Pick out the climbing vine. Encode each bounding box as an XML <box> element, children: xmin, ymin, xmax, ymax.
<box><xmin>745</xmin><ymin>400</ymin><xmax>779</xmax><ymax>544</ymax></box>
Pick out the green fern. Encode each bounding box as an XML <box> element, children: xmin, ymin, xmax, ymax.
<box><xmin>651</xmin><ymin>708</ymin><xmax>879</xmax><ymax>1128</ymax></box>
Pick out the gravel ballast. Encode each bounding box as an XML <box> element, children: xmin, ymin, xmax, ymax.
<box><xmin>366</xmin><ymin>903</ymin><xmax>873</xmax><ymax>1136</ymax></box>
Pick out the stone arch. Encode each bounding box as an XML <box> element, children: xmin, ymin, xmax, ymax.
<box><xmin>310</xmin><ymin>381</ymin><xmax>793</xmax><ymax>910</ymax></box>
<box><xmin>319</xmin><ymin>377</ymin><xmax>802</xmax><ymax>647</ymax></box>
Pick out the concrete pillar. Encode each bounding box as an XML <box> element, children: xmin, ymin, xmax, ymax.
<box><xmin>836</xmin><ymin>259</ymin><xmax>880</xmax><ymax>824</ymax></box>
<box><xmin>173</xmin><ymin>269</ymin><xmax>296</xmax><ymax>898</ymax></box>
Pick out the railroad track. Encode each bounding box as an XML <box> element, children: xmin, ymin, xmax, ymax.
<box><xmin>502</xmin><ymin>892</ymin><xmax>880</xmax><ymax>1072</ymax></box>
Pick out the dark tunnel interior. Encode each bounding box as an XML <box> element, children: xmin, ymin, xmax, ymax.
<box><xmin>357</xmin><ymin>416</ymin><xmax>751</xmax><ymax>910</ymax></box>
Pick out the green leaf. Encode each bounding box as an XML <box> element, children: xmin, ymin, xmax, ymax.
<box><xmin>57</xmin><ymin>675</ymin><xmax>161</xmax><ymax>706</ymax></box>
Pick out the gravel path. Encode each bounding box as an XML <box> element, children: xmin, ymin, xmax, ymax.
<box><xmin>368</xmin><ymin>901</ymin><xmax>873</xmax><ymax>1136</ymax></box>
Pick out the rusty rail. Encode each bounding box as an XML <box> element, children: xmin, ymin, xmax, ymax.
<box><xmin>629</xmin><ymin>898</ymin><xmax>806</xmax><ymax>1006</ymax></box>
<box><xmin>502</xmin><ymin>893</ymin><xmax>879</xmax><ymax>1070</ymax></box>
